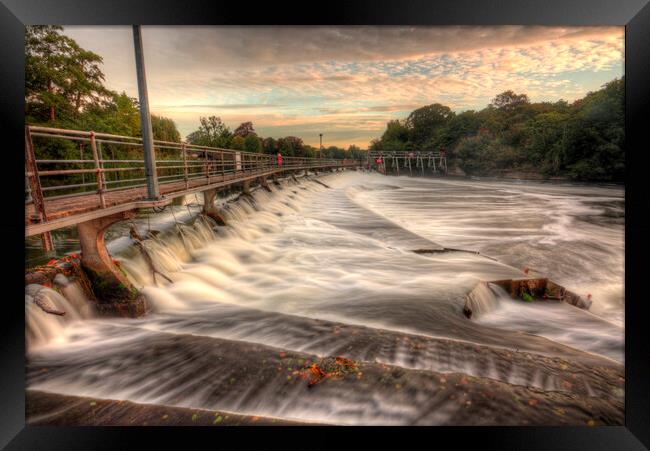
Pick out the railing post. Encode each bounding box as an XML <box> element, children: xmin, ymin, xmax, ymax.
<box><xmin>221</xmin><ymin>151</ymin><xmax>225</xmax><ymax>180</ymax></box>
<box><xmin>80</xmin><ymin>143</ymin><xmax>86</xmax><ymax>185</ymax></box>
<box><xmin>89</xmin><ymin>131</ymin><xmax>106</xmax><ymax>208</ymax></box>
<box><xmin>182</xmin><ymin>143</ymin><xmax>189</xmax><ymax>189</ymax></box>
<box><xmin>24</xmin><ymin>160</ymin><xmax>33</xmax><ymax>205</ymax></box>
<box><xmin>25</xmin><ymin>126</ymin><xmax>54</xmax><ymax>252</ymax></box>
<box><xmin>204</xmin><ymin>149</ymin><xmax>210</xmax><ymax>184</ymax></box>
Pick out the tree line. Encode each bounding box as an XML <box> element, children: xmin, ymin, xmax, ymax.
<box><xmin>185</xmin><ymin>116</ymin><xmax>366</xmax><ymax>160</ymax></box>
<box><xmin>370</xmin><ymin>79</ymin><xmax>624</xmax><ymax>181</ymax></box>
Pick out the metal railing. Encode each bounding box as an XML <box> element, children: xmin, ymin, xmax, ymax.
<box><xmin>367</xmin><ymin>150</ymin><xmax>447</xmax><ymax>175</ymax></box>
<box><xmin>24</xmin><ymin>126</ymin><xmax>362</xmax><ymax>234</ymax></box>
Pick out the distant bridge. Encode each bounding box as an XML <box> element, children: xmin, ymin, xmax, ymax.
<box><xmin>367</xmin><ymin>151</ymin><xmax>447</xmax><ymax>176</ymax></box>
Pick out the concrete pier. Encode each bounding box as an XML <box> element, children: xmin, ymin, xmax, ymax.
<box><xmin>77</xmin><ymin>210</ymin><xmax>146</xmax><ymax>316</ymax></box>
<box><xmin>201</xmin><ymin>189</ymin><xmax>227</xmax><ymax>225</ymax></box>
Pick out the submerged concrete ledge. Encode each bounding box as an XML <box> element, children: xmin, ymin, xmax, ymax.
<box><xmin>26</xmin><ymin>390</ymin><xmax>321</xmax><ymax>426</ymax></box>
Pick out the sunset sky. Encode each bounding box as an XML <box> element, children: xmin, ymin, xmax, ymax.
<box><xmin>63</xmin><ymin>26</ymin><xmax>624</xmax><ymax>148</ymax></box>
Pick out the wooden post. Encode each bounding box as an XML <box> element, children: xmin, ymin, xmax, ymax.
<box><xmin>89</xmin><ymin>131</ymin><xmax>106</xmax><ymax>208</ymax></box>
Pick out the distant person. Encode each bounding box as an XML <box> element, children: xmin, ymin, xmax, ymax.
<box><xmin>277</xmin><ymin>152</ymin><xmax>283</xmax><ymax>167</ymax></box>
<box><xmin>440</xmin><ymin>147</ymin><xmax>446</xmax><ymax>158</ymax></box>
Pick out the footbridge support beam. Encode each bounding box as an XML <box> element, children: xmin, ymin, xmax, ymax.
<box><xmin>259</xmin><ymin>176</ymin><xmax>272</xmax><ymax>192</ymax></box>
<box><xmin>201</xmin><ymin>189</ymin><xmax>227</xmax><ymax>226</ymax></box>
<box><xmin>77</xmin><ymin>210</ymin><xmax>146</xmax><ymax>316</ymax></box>
<box><xmin>242</xmin><ymin>179</ymin><xmax>251</xmax><ymax>195</ymax></box>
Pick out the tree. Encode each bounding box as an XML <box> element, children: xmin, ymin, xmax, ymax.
<box><xmin>186</xmin><ymin>116</ymin><xmax>232</xmax><ymax>148</ymax></box>
<box><xmin>490</xmin><ymin>91</ymin><xmax>530</xmax><ymax>112</ymax></box>
<box><xmin>404</xmin><ymin>103</ymin><xmax>454</xmax><ymax>147</ymax></box>
<box><xmin>233</xmin><ymin>121</ymin><xmax>256</xmax><ymax>138</ymax></box>
<box><xmin>277</xmin><ymin>136</ymin><xmax>304</xmax><ymax>157</ymax></box>
<box><xmin>524</xmin><ymin>111</ymin><xmax>570</xmax><ymax>172</ymax></box>
<box><xmin>26</xmin><ymin>26</ymin><xmax>110</xmax><ymax>123</ymax></box>
<box><xmin>151</xmin><ymin>115</ymin><xmax>181</xmax><ymax>143</ymax></box>
<box><xmin>262</xmin><ymin>137</ymin><xmax>277</xmax><ymax>154</ymax></box>
<box><xmin>244</xmin><ymin>134</ymin><xmax>262</xmax><ymax>152</ymax></box>
<box><xmin>230</xmin><ymin>135</ymin><xmax>245</xmax><ymax>150</ymax></box>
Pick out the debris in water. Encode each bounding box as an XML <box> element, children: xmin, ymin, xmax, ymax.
<box><xmin>306</xmin><ymin>356</ymin><xmax>360</xmax><ymax>388</ymax></box>
<box><xmin>464</xmin><ymin>278</ymin><xmax>593</xmax><ymax>317</ymax></box>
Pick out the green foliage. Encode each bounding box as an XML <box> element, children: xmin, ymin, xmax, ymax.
<box><xmin>262</xmin><ymin>137</ymin><xmax>277</xmax><ymax>155</ymax></box>
<box><xmin>233</xmin><ymin>121</ymin><xmax>256</xmax><ymax>138</ymax></box>
<box><xmin>372</xmin><ymin>79</ymin><xmax>624</xmax><ymax>182</ymax></box>
<box><xmin>26</xmin><ymin>26</ymin><xmax>182</xmax><ymax>194</ymax></box>
<box><xmin>26</xmin><ymin>26</ymin><xmax>181</xmax><ymax>144</ymax></box>
<box><xmin>243</xmin><ymin>134</ymin><xmax>262</xmax><ymax>153</ymax></box>
<box><xmin>186</xmin><ymin>116</ymin><xmax>232</xmax><ymax>148</ymax></box>
<box><xmin>26</xmin><ymin>25</ymin><xmax>111</xmax><ymax>123</ymax></box>
<box><xmin>405</xmin><ymin>103</ymin><xmax>454</xmax><ymax>148</ymax></box>
<box><xmin>276</xmin><ymin>136</ymin><xmax>304</xmax><ymax>157</ymax></box>
<box><xmin>152</xmin><ymin>115</ymin><xmax>181</xmax><ymax>143</ymax></box>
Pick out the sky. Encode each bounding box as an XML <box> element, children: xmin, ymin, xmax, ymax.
<box><xmin>62</xmin><ymin>26</ymin><xmax>624</xmax><ymax>148</ymax></box>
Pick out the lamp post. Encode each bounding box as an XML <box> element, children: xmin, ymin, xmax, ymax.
<box><xmin>133</xmin><ymin>25</ymin><xmax>160</xmax><ymax>200</ymax></box>
<box><xmin>319</xmin><ymin>133</ymin><xmax>323</xmax><ymax>159</ymax></box>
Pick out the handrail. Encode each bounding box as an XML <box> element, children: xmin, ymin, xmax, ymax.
<box><xmin>25</xmin><ymin>125</ymin><xmax>362</xmax><ymax>231</ymax></box>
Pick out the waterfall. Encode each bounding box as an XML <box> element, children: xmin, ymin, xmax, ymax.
<box><xmin>25</xmin><ymin>277</ymin><xmax>93</xmax><ymax>349</ymax></box>
<box><xmin>464</xmin><ymin>282</ymin><xmax>508</xmax><ymax>318</ymax></box>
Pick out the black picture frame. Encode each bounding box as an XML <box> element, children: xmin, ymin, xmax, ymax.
<box><xmin>1</xmin><ymin>0</ymin><xmax>648</xmax><ymax>449</ymax></box>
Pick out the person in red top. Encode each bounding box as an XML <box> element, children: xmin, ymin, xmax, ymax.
<box><xmin>277</xmin><ymin>152</ymin><xmax>283</xmax><ymax>167</ymax></box>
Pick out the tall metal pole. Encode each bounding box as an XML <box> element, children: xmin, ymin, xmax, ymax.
<box><xmin>319</xmin><ymin>133</ymin><xmax>323</xmax><ymax>159</ymax></box>
<box><xmin>133</xmin><ymin>25</ymin><xmax>160</xmax><ymax>200</ymax></box>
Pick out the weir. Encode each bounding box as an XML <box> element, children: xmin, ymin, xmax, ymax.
<box><xmin>24</xmin><ymin>171</ymin><xmax>625</xmax><ymax>425</ymax></box>
<box><xmin>25</xmin><ymin>125</ymin><xmax>361</xmax><ymax>312</ymax></box>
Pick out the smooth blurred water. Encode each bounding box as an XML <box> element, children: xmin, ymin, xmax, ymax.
<box><xmin>25</xmin><ymin>172</ymin><xmax>624</xmax><ymax>424</ymax></box>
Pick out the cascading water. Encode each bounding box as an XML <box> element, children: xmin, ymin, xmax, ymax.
<box><xmin>463</xmin><ymin>282</ymin><xmax>505</xmax><ymax>318</ymax></box>
<box><xmin>25</xmin><ymin>276</ymin><xmax>93</xmax><ymax>349</ymax></box>
<box><xmin>25</xmin><ymin>172</ymin><xmax>625</xmax><ymax>425</ymax></box>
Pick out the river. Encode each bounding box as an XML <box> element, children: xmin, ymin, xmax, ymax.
<box><xmin>25</xmin><ymin>171</ymin><xmax>625</xmax><ymax>425</ymax></box>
